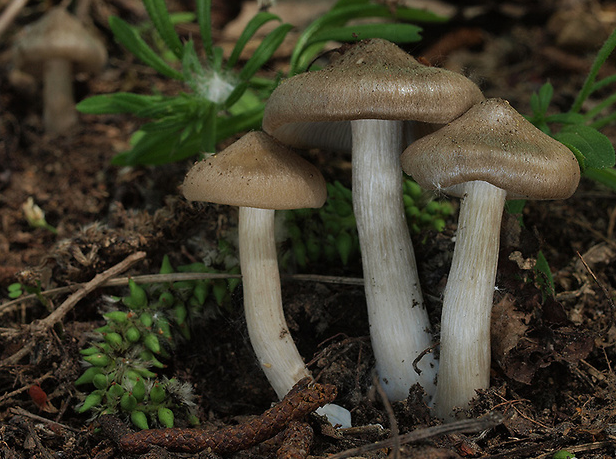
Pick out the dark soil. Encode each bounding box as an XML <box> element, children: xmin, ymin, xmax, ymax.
<box><xmin>2</xmin><ymin>0</ymin><xmax>616</xmax><ymax>458</ymax></box>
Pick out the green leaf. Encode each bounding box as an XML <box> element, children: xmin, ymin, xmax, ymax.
<box><xmin>239</xmin><ymin>23</ymin><xmax>294</xmax><ymax>81</ymax></box>
<box><xmin>306</xmin><ymin>23</ymin><xmax>422</xmax><ymax>46</ymax></box>
<box><xmin>76</xmin><ymin>93</ymin><xmax>165</xmax><ymax>114</ymax></box>
<box><xmin>290</xmin><ymin>1</ymin><xmax>445</xmax><ymax>74</ymax></box>
<box><xmin>216</xmin><ymin>104</ymin><xmax>265</xmax><ymax>140</ymax></box>
<box><xmin>227</xmin><ymin>12</ymin><xmax>283</xmax><ymax>70</ymax></box>
<box><xmin>222</xmin><ymin>81</ymin><xmax>249</xmax><ymax>110</ymax></box>
<box><xmin>505</xmin><ymin>199</ymin><xmax>526</xmax><ymax>214</ymax></box>
<box><xmin>112</xmin><ymin>127</ymin><xmax>201</xmax><ymax>165</ymax></box>
<box><xmin>537</xmin><ymin>82</ymin><xmax>553</xmax><ymax>114</ymax></box>
<box><xmin>196</xmin><ymin>0</ymin><xmax>214</xmax><ymax>61</ymax></box>
<box><xmin>109</xmin><ymin>16</ymin><xmax>183</xmax><ymax>80</ymax></box>
<box><xmin>583</xmin><ymin>167</ymin><xmax>616</xmax><ymax>191</ymax></box>
<box><xmin>535</xmin><ymin>250</ymin><xmax>555</xmax><ymax>301</ymax></box>
<box><xmin>554</xmin><ymin>125</ymin><xmax>615</xmax><ymax>169</ymax></box>
<box><xmin>544</xmin><ymin>112</ymin><xmax>586</xmax><ymax>125</ymax></box>
<box><xmin>571</xmin><ymin>27</ymin><xmax>616</xmax><ymax>113</ymax></box>
<box><xmin>143</xmin><ymin>0</ymin><xmax>184</xmax><ymax>59</ymax></box>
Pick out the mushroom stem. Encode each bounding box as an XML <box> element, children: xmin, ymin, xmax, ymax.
<box><xmin>43</xmin><ymin>58</ymin><xmax>77</xmax><ymax>134</ymax></box>
<box><xmin>433</xmin><ymin>180</ymin><xmax>506</xmax><ymax>419</ymax></box>
<box><xmin>238</xmin><ymin>206</ymin><xmax>311</xmax><ymax>399</ymax></box>
<box><xmin>351</xmin><ymin>119</ymin><xmax>437</xmax><ymax>401</ymax></box>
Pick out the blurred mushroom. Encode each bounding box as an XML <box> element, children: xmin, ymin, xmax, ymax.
<box><xmin>263</xmin><ymin>38</ymin><xmax>484</xmax><ymax>401</ymax></box>
<box><xmin>401</xmin><ymin>98</ymin><xmax>580</xmax><ymax>419</ymax></box>
<box><xmin>182</xmin><ymin>131</ymin><xmax>351</xmax><ymax>427</ymax></box>
<box><xmin>12</xmin><ymin>7</ymin><xmax>107</xmax><ymax>134</ymax></box>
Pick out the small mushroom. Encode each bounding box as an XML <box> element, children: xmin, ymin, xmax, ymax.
<box><xmin>263</xmin><ymin>39</ymin><xmax>484</xmax><ymax>401</ymax></box>
<box><xmin>400</xmin><ymin>98</ymin><xmax>580</xmax><ymax>419</ymax></box>
<box><xmin>12</xmin><ymin>7</ymin><xmax>107</xmax><ymax>134</ymax></box>
<box><xmin>182</xmin><ymin>131</ymin><xmax>350</xmax><ymax>427</ymax></box>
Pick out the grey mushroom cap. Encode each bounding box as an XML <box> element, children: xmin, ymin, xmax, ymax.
<box><xmin>13</xmin><ymin>7</ymin><xmax>107</xmax><ymax>76</ymax></box>
<box><xmin>401</xmin><ymin>98</ymin><xmax>581</xmax><ymax>200</ymax></box>
<box><xmin>182</xmin><ymin>131</ymin><xmax>327</xmax><ymax>210</ymax></box>
<box><xmin>262</xmin><ymin>38</ymin><xmax>484</xmax><ymax>149</ymax></box>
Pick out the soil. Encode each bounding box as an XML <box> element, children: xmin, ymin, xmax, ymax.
<box><xmin>1</xmin><ymin>0</ymin><xmax>616</xmax><ymax>458</ymax></box>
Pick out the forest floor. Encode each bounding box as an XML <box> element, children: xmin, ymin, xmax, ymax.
<box><xmin>2</xmin><ymin>0</ymin><xmax>616</xmax><ymax>458</ymax></box>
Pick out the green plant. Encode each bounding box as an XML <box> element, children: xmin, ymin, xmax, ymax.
<box><xmin>553</xmin><ymin>450</ymin><xmax>576</xmax><ymax>459</ymax></box>
<box><xmin>284</xmin><ymin>178</ymin><xmax>454</xmax><ymax>268</ymax></box>
<box><xmin>527</xmin><ymin>28</ymin><xmax>616</xmax><ymax>186</ymax></box>
<box><xmin>77</xmin><ymin>0</ymin><xmax>444</xmax><ymax>166</ymax></box>
<box><xmin>74</xmin><ymin>255</ymin><xmax>240</xmax><ymax>429</ymax></box>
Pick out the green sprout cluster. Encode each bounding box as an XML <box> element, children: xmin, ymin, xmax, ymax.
<box><xmin>284</xmin><ymin>178</ymin><xmax>454</xmax><ymax>268</ymax></box>
<box><xmin>75</xmin><ymin>255</ymin><xmax>240</xmax><ymax>429</ymax></box>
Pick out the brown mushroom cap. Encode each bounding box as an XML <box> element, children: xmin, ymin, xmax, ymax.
<box><xmin>263</xmin><ymin>38</ymin><xmax>484</xmax><ymax>148</ymax></box>
<box><xmin>182</xmin><ymin>131</ymin><xmax>327</xmax><ymax>210</ymax></box>
<box><xmin>13</xmin><ymin>7</ymin><xmax>107</xmax><ymax>76</ymax></box>
<box><xmin>400</xmin><ymin>98</ymin><xmax>581</xmax><ymax>200</ymax></box>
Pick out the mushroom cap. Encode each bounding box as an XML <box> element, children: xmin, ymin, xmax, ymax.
<box><xmin>13</xmin><ymin>7</ymin><xmax>107</xmax><ymax>76</ymax></box>
<box><xmin>182</xmin><ymin>131</ymin><xmax>327</xmax><ymax>210</ymax></box>
<box><xmin>400</xmin><ymin>98</ymin><xmax>581</xmax><ymax>200</ymax></box>
<box><xmin>262</xmin><ymin>38</ymin><xmax>484</xmax><ymax>149</ymax></box>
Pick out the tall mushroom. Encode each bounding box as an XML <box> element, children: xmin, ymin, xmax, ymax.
<box><xmin>400</xmin><ymin>98</ymin><xmax>580</xmax><ymax>419</ymax></box>
<box><xmin>263</xmin><ymin>39</ymin><xmax>484</xmax><ymax>400</ymax></box>
<box><xmin>182</xmin><ymin>131</ymin><xmax>350</xmax><ymax>427</ymax></box>
<box><xmin>12</xmin><ymin>7</ymin><xmax>107</xmax><ymax>134</ymax></box>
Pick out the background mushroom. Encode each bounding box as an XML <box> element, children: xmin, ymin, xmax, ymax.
<box><xmin>263</xmin><ymin>38</ymin><xmax>484</xmax><ymax>401</ymax></box>
<box><xmin>12</xmin><ymin>6</ymin><xmax>107</xmax><ymax>134</ymax></box>
<box><xmin>400</xmin><ymin>98</ymin><xmax>580</xmax><ymax>419</ymax></box>
<box><xmin>182</xmin><ymin>131</ymin><xmax>350</xmax><ymax>427</ymax></box>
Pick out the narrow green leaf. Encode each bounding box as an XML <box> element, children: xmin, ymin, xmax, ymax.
<box><xmin>571</xmin><ymin>27</ymin><xmax>616</xmax><ymax>113</ymax></box>
<box><xmin>222</xmin><ymin>82</ymin><xmax>249</xmax><ymax>110</ymax></box>
<box><xmin>109</xmin><ymin>16</ymin><xmax>183</xmax><ymax>80</ymax></box>
<box><xmin>239</xmin><ymin>23</ymin><xmax>294</xmax><ymax>81</ymax></box>
<box><xmin>590</xmin><ymin>73</ymin><xmax>616</xmax><ymax>92</ymax></box>
<box><xmin>554</xmin><ymin>125</ymin><xmax>615</xmax><ymax>169</ymax></box>
<box><xmin>583</xmin><ymin>92</ymin><xmax>616</xmax><ymax>121</ymax></box>
<box><xmin>583</xmin><ymin>167</ymin><xmax>616</xmax><ymax>191</ymax></box>
<box><xmin>216</xmin><ymin>105</ymin><xmax>265</xmax><ymax>140</ymax></box>
<box><xmin>505</xmin><ymin>199</ymin><xmax>526</xmax><ymax>214</ymax></box>
<box><xmin>537</xmin><ymin>82</ymin><xmax>553</xmax><ymax>114</ymax></box>
<box><xmin>543</xmin><ymin>112</ymin><xmax>586</xmax><ymax>125</ymax></box>
<box><xmin>529</xmin><ymin>91</ymin><xmax>541</xmax><ymax>117</ymax></box>
<box><xmin>227</xmin><ymin>12</ymin><xmax>282</xmax><ymax>70</ymax></box>
<box><xmin>143</xmin><ymin>0</ymin><xmax>184</xmax><ymax>59</ymax></box>
<box><xmin>306</xmin><ymin>23</ymin><xmax>422</xmax><ymax>46</ymax></box>
<box><xmin>535</xmin><ymin>250</ymin><xmax>555</xmax><ymax>301</ymax></box>
<box><xmin>196</xmin><ymin>0</ymin><xmax>214</xmax><ymax>61</ymax></box>
<box><xmin>395</xmin><ymin>7</ymin><xmax>448</xmax><ymax>23</ymax></box>
<box><xmin>76</xmin><ymin>93</ymin><xmax>165</xmax><ymax>114</ymax></box>
<box><xmin>112</xmin><ymin>127</ymin><xmax>201</xmax><ymax>165</ymax></box>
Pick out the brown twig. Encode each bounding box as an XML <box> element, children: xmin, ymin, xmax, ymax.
<box><xmin>9</xmin><ymin>406</ymin><xmax>80</xmax><ymax>433</ymax></box>
<box><xmin>412</xmin><ymin>341</ymin><xmax>438</xmax><ymax>376</ymax></box>
<box><xmin>576</xmin><ymin>250</ymin><xmax>616</xmax><ymax>317</ymax></box>
<box><xmin>327</xmin><ymin>412</ymin><xmax>504</xmax><ymax>459</ymax></box>
<box><xmin>114</xmin><ymin>377</ymin><xmax>337</xmax><ymax>454</ymax></box>
<box><xmin>373</xmin><ymin>373</ymin><xmax>400</xmax><ymax>459</ymax></box>
<box><xmin>0</xmin><ymin>252</ymin><xmax>146</xmax><ymax>367</ymax></box>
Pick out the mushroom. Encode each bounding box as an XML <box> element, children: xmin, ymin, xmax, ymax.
<box><xmin>182</xmin><ymin>131</ymin><xmax>351</xmax><ymax>427</ymax></box>
<box><xmin>12</xmin><ymin>7</ymin><xmax>107</xmax><ymax>134</ymax></box>
<box><xmin>400</xmin><ymin>98</ymin><xmax>580</xmax><ymax>419</ymax></box>
<box><xmin>263</xmin><ymin>39</ymin><xmax>484</xmax><ymax>400</ymax></box>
